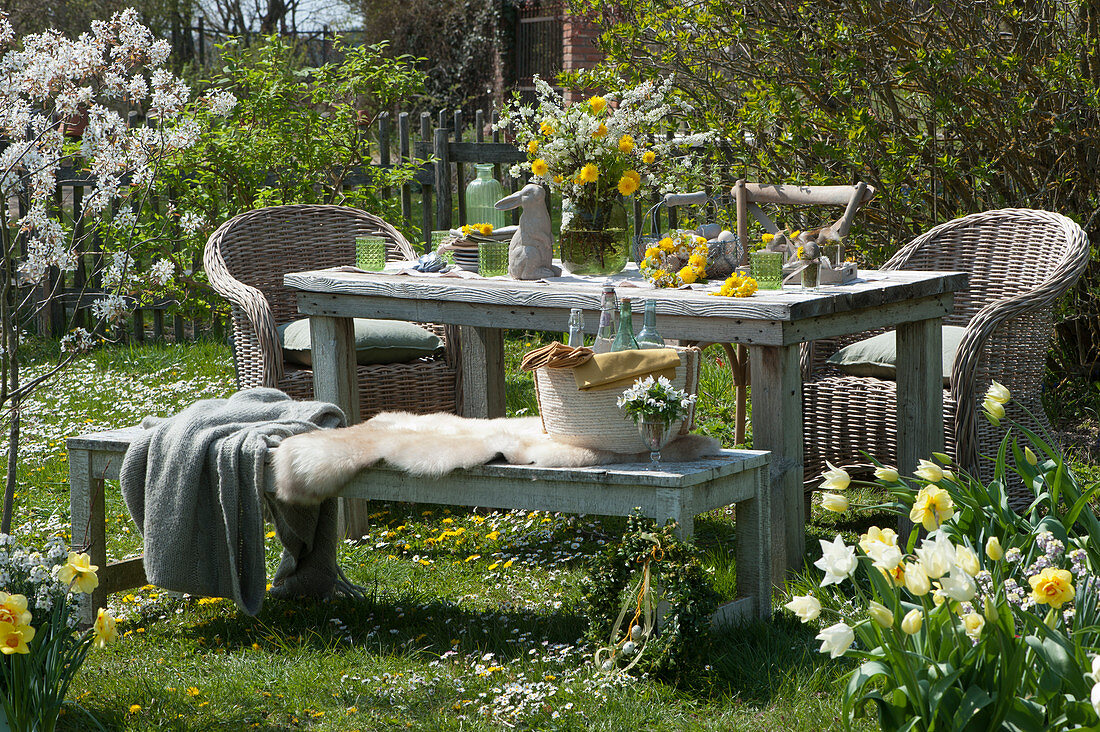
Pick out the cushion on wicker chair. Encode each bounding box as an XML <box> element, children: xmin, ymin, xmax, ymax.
<box><xmin>279</xmin><ymin>318</ymin><xmax>442</xmax><ymax>367</ymax></box>
<box><xmin>826</xmin><ymin>325</ymin><xmax>967</xmax><ymax>387</ymax></box>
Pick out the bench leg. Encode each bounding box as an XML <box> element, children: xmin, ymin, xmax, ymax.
<box><xmin>69</xmin><ymin>449</ymin><xmax>107</xmax><ymax>625</ymax></box>
<box><xmin>653</xmin><ymin>487</ymin><xmax>693</xmax><ymax>540</ymax></box>
<box><xmin>736</xmin><ymin>466</ymin><xmax>772</xmax><ymax>621</ymax></box>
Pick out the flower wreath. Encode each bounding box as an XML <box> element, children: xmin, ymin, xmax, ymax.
<box><xmin>582</xmin><ymin>513</ymin><xmax>719</xmax><ymax>678</ymax></box>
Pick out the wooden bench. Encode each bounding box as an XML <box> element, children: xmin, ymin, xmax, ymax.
<box><xmin>68</xmin><ymin>427</ymin><xmax>772</xmax><ymax>625</ymax></box>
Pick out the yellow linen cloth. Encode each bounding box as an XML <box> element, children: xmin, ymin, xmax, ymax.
<box><xmin>572</xmin><ymin>348</ymin><xmax>681</xmax><ymax>391</ymax></box>
<box><xmin>519</xmin><ymin>342</ymin><xmax>594</xmax><ymax>371</ymax></box>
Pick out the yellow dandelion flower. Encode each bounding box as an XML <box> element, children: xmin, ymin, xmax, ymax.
<box><xmin>642</xmin><ymin>150</ymin><xmax>656</xmax><ymax>164</ymax></box>
<box><xmin>531</xmin><ymin>158</ymin><xmax>548</xmax><ymax>176</ymax></box>
<box><xmin>678</xmin><ymin>266</ymin><xmax>698</xmax><ymax>285</ymax></box>
<box><xmin>478</xmin><ymin>223</ymin><xmax>493</xmax><ymax>236</ymax></box>
<box><xmin>644</xmin><ymin>246</ymin><xmax>660</xmax><ymax>258</ymax></box>
<box><xmin>579</xmin><ymin>163</ymin><xmax>599</xmax><ymax>183</ymax></box>
<box><xmin>658</xmin><ymin>237</ymin><xmax>675</xmax><ymax>251</ymax></box>
<box><xmin>688</xmin><ymin>254</ymin><xmax>706</xmax><ymax>268</ymax></box>
<box><xmin>540</xmin><ymin>120</ymin><xmax>555</xmax><ymax>135</ymax></box>
<box><xmin>592</xmin><ymin>123</ymin><xmax>608</xmax><ymax>138</ymax></box>
<box><xmin>527</xmin><ymin>140</ymin><xmax>539</xmax><ymax>154</ymax></box>
<box><xmin>617</xmin><ymin>174</ymin><xmax>639</xmax><ymax>196</ymax></box>
<box><xmin>762</xmin><ymin>232</ymin><xmax>775</xmax><ymax>244</ymax></box>
<box><xmin>553</xmin><ymin>174</ymin><xmax>564</xmax><ymax>185</ymax></box>
<box><xmin>588</xmin><ymin>96</ymin><xmax>607</xmax><ymax>114</ymax></box>
<box><xmin>618</xmin><ymin>134</ymin><xmax>635</xmax><ymax>153</ymax></box>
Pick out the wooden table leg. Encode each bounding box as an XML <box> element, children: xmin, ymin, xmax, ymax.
<box><xmin>457</xmin><ymin>325</ymin><xmax>505</xmax><ymax>419</ymax></box>
<box><xmin>748</xmin><ymin>344</ymin><xmax>804</xmax><ymax>579</ymax></box>
<box><xmin>309</xmin><ymin>315</ymin><xmax>364</xmax><ymax>536</ymax></box>
<box><xmin>69</xmin><ymin>448</ymin><xmax>106</xmax><ymax>625</ymax></box>
<box><xmin>896</xmin><ymin>317</ymin><xmax>944</xmax><ymax>539</ymax></box>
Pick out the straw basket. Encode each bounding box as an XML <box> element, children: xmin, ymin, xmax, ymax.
<box><xmin>534</xmin><ymin>347</ymin><xmax>701</xmax><ymax>454</ymax></box>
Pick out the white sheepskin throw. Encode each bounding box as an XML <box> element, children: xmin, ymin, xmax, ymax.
<box><xmin>274</xmin><ymin>411</ymin><xmax>721</xmax><ymax>505</ymax></box>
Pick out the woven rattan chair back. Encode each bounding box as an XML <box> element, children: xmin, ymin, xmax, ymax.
<box><xmin>203</xmin><ymin>205</ymin><xmax>457</xmax><ymax>421</ymax></box>
<box><xmin>208</xmin><ymin>204</ymin><xmax>415</xmax><ymax>327</ymax></box>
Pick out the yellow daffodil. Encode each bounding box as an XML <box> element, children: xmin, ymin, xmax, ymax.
<box><xmin>527</xmin><ymin>139</ymin><xmax>539</xmax><ymax>154</ymax></box>
<box><xmin>859</xmin><ymin>526</ymin><xmax>898</xmax><ymax>554</ymax></box>
<box><xmin>0</xmin><ymin>592</ymin><xmax>32</xmax><ymax>627</ymax></box>
<box><xmin>986</xmin><ymin>381</ymin><xmax>1010</xmax><ymax>404</ymax></box>
<box><xmin>985</xmin><ymin>536</ymin><xmax>1003</xmax><ymax>560</ymax></box>
<box><xmin>910</xmin><ymin>484</ymin><xmax>954</xmax><ymax>531</ymax></box>
<box><xmin>57</xmin><ymin>551</ymin><xmax>99</xmax><ymax>594</ymax></box>
<box><xmin>618</xmin><ymin>134</ymin><xmax>635</xmax><ymax>153</ymax></box>
<box><xmin>588</xmin><ymin>95</ymin><xmax>607</xmax><ymax>114</ymax></box>
<box><xmin>531</xmin><ymin>158</ymin><xmax>548</xmax><ymax>176</ymax></box>
<box><xmin>93</xmin><ymin>608</ymin><xmax>118</xmax><ymax>648</ymax></box>
<box><xmin>820</xmin><ymin>461</ymin><xmax>850</xmax><ymax>491</ymax></box>
<box><xmin>0</xmin><ymin>621</ymin><xmax>34</xmax><ymax>655</ymax></box>
<box><xmin>617</xmin><ymin>173</ymin><xmax>639</xmax><ymax>196</ymax></box>
<box><xmin>1029</xmin><ymin>567</ymin><xmax>1074</xmax><ymax>608</ymax></box>
<box><xmin>642</xmin><ymin>150</ymin><xmax>656</xmax><ymax>164</ymax></box>
<box><xmin>579</xmin><ymin>163</ymin><xmax>599</xmax><ymax>184</ymax></box>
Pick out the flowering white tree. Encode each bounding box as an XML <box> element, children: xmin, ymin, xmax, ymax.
<box><xmin>0</xmin><ymin>9</ymin><xmax>202</xmax><ymax>532</ymax></box>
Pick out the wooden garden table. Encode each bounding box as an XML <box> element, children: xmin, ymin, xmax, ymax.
<box><xmin>284</xmin><ymin>266</ymin><xmax>967</xmax><ymax>579</ymax></box>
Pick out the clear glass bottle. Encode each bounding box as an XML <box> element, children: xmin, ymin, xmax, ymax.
<box><xmin>567</xmin><ymin>308</ymin><xmax>585</xmax><ymax>347</ymax></box>
<box><xmin>611</xmin><ymin>298</ymin><xmax>640</xmax><ymax>351</ymax></box>
<box><xmin>592</xmin><ymin>310</ymin><xmax>615</xmax><ymax>354</ymax></box>
<box><xmin>465</xmin><ymin>164</ymin><xmax>509</xmax><ymax>230</ymax></box>
<box><xmin>600</xmin><ymin>284</ymin><xmax>619</xmax><ymax>331</ymax></box>
<box><xmin>637</xmin><ymin>299</ymin><xmax>663</xmax><ymax>348</ymax></box>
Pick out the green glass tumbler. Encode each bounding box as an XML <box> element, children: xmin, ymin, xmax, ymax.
<box><xmin>431</xmin><ymin>230</ymin><xmax>455</xmax><ymax>264</ymax></box>
<box><xmin>478</xmin><ymin>240</ymin><xmax>509</xmax><ymax>277</ymax></box>
<box><xmin>355</xmin><ymin>236</ymin><xmax>387</xmax><ymax>271</ymax></box>
<box><xmin>750</xmin><ymin>250</ymin><xmax>784</xmax><ymax>290</ymax></box>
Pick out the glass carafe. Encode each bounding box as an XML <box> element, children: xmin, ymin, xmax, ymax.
<box><xmin>465</xmin><ymin>164</ymin><xmax>509</xmax><ymax>230</ymax></box>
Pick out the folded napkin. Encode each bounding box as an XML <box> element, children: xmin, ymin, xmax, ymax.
<box><xmin>572</xmin><ymin>348</ymin><xmax>681</xmax><ymax>391</ymax></box>
<box><xmin>520</xmin><ymin>342</ymin><xmax>595</xmax><ymax>371</ymax></box>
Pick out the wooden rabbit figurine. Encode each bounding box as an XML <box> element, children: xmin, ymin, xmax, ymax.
<box><xmin>495</xmin><ymin>183</ymin><xmax>561</xmax><ymax>280</ymax></box>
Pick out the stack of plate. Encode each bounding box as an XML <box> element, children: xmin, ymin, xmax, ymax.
<box><xmin>445</xmin><ymin>242</ymin><xmax>481</xmax><ymax>273</ymax></box>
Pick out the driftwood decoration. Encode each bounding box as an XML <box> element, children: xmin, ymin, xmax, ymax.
<box><xmin>495</xmin><ymin>183</ymin><xmax>561</xmax><ymax>280</ymax></box>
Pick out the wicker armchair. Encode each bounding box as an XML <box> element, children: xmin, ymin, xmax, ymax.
<box><xmin>802</xmin><ymin>209</ymin><xmax>1089</xmax><ymax>505</ymax></box>
<box><xmin>203</xmin><ymin>204</ymin><xmax>458</xmax><ymax>419</ymax></box>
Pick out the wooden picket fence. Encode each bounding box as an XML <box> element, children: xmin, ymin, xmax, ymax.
<box><xmin>15</xmin><ymin>105</ymin><xmax>695</xmax><ymax>343</ymax></box>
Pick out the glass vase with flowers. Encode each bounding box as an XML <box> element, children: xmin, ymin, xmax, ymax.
<box><xmin>497</xmin><ymin>76</ymin><xmax>709</xmax><ymax>276</ymax></box>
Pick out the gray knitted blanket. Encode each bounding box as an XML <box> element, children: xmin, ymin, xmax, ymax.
<box><xmin>120</xmin><ymin>388</ymin><xmax>346</xmax><ymax>615</ymax></box>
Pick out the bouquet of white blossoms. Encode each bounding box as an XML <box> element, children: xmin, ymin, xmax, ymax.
<box><xmin>618</xmin><ymin>375</ymin><xmax>696</xmax><ymax>426</ymax></box>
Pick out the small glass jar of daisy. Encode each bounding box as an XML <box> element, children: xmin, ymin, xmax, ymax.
<box><xmin>496</xmin><ymin>75</ymin><xmax>712</xmax><ymax>276</ymax></box>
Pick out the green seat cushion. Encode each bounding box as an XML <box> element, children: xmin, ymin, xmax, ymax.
<box><xmin>278</xmin><ymin>318</ymin><xmax>442</xmax><ymax>367</ymax></box>
<box><xmin>826</xmin><ymin>325</ymin><xmax>967</xmax><ymax>387</ymax></box>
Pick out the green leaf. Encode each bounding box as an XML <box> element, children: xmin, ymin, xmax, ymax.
<box><xmin>951</xmin><ymin>686</ymin><xmax>993</xmax><ymax>732</ymax></box>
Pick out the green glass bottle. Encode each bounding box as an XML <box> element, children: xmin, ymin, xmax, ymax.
<box><xmin>465</xmin><ymin>164</ymin><xmax>509</xmax><ymax>230</ymax></box>
<box><xmin>637</xmin><ymin>299</ymin><xmax>664</xmax><ymax>348</ymax></box>
<box><xmin>611</xmin><ymin>298</ymin><xmax>640</xmax><ymax>351</ymax></box>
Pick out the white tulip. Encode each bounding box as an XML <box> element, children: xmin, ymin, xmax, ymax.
<box><xmin>820</xmin><ymin>461</ymin><xmax>851</xmax><ymax>491</ymax></box>
<box><xmin>813</xmin><ymin>535</ymin><xmax>858</xmax><ymax>587</ymax></box>
<box><xmin>915</xmin><ymin>533</ymin><xmax>956</xmax><ymax>580</ymax></box>
<box><xmin>815</xmin><ymin>622</ymin><xmax>855</xmax><ymax>659</ymax></box>
<box><xmin>955</xmin><ymin>545</ymin><xmax>981</xmax><ymax>577</ymax></box>
<box><xmin>940</xmin><ymin>568</ymin><xmax>977</xmax><ymax>602</ymax></box>
<box><xmin>820</xmin><ymin>492</ymin><xmax>849</xmax><ymax>513</ymax></box>
<box><xmin>868</xmin><ymin>601</ymin><xmax>894</xmax><ymax>628</ymax></box>
<box><xmin>915</xmin><ymin>458</ymin><xmax>944</xmax><ymax>483</ymax></box>
<box><xmin>784</xmin><ymin>594</ymin><xmax>822</xmax><ymax>623</ymax></box>
<box><xmin>901</xmin><ymin>608</ymin><xmax>923</xmax><ymax>635</ymax></box>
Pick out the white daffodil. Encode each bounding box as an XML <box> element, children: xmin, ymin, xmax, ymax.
<box><xmin>814</xmin><ymin>535</ymin><xmax>858</xmax><ymax>587</ymax></box>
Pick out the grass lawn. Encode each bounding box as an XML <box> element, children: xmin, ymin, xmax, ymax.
<box><xmin>3</xmin><ymin>335</ymin><xmax>881</xmax><ymax>731</ymax></box>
